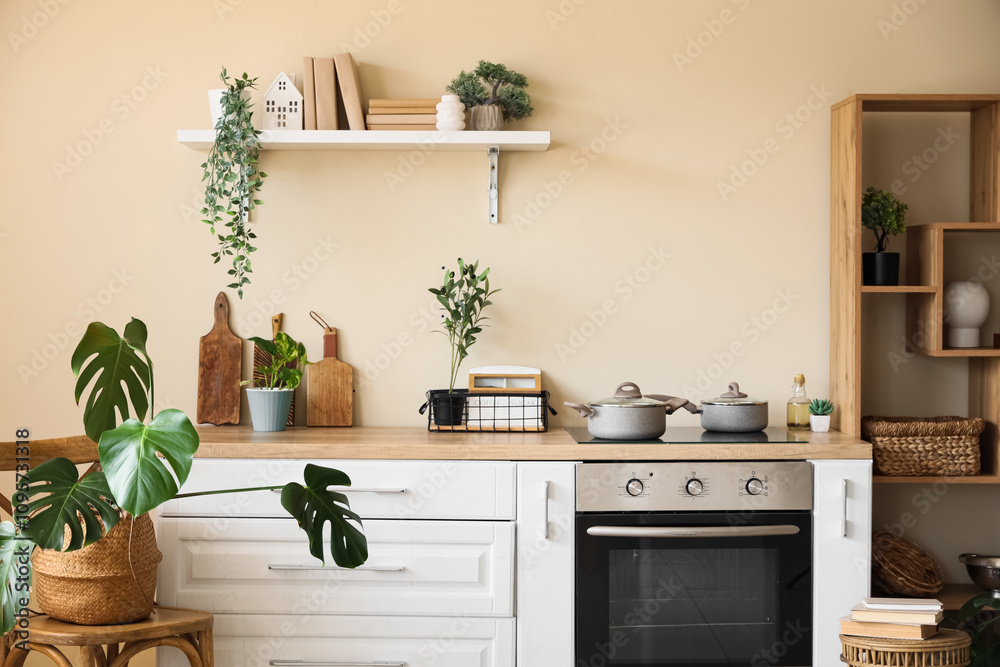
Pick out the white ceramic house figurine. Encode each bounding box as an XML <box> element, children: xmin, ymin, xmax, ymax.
<box><xmin>263</xmin><ymin>72</ymin><xmax>303</xmax><ymax>130</ymax></box>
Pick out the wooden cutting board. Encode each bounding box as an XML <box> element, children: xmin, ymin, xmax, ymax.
<box><xmin>253</xmin><ymin>313</ymin><xmax>295</xmax><ymax>427</ymax></box>
<box><xmin>306</xmin><ymin>325</ymin><xmax>354</xmax><ymax>426</ymax></box>
<box><xmin>196</xmin><ymin>292</ymin><xmax>242</xmax><ymax>425</ymax></box>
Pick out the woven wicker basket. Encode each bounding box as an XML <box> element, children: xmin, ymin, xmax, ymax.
<box><xmin>32</xmin><ymin>513</ymin><xmax>161</xmax><ymax>625</ymax></box>
<box><xmin>861</xmin><ymin>416</ymin><xmax>983</xmax><ymax>476</ymax></box>
<box><xmin>872</xmin><ymin>530</ymin><xmax>943</xmax><ymax>597</ymax></box>
<box><xmin>840</xmin><ymin>629</ymin><xmax>970</xmax><ymax>667</ymax></box>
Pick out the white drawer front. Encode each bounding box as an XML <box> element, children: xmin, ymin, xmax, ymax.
<box><xmin>158</xmin><ymin>614</ymin><xmax>515</xmax><ymax>667</ymax></box>
<box><xmin>158</xmin><ymin>517</ymin><xmax>514</xmax><ymax>616</ymax></box>
<box><xmin>161</xmin><ymin>459</ymin><xmax>516</xmax><ymax>520</ymax></box>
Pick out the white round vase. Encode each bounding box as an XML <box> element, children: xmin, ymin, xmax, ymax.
<box><xmin>436</xmin><ymin>94</ymin><xmax>466</xmax><ymax>131</ymax></box>
<box><xmin>944</xmin><ymin>281</ymin><xmax>990</xmax><ymax>348</ymax></box>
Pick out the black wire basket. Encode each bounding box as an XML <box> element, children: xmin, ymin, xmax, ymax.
<box><xmin>419</xmin><ymin>389</ymin><xmax>556</xmax><ymax>432</ymax></box>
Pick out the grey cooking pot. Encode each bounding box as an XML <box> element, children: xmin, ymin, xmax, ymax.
<box><xmin>698</xmin><ymin>382</ymin><xmax>768</xmax><ymax>432</ymax></box>
<box><xmin>565</xmin><ymin>382</ymin><xmax>696</xmax><ymax>441</ymax></box>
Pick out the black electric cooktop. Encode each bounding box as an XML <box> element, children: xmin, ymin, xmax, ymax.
<box><xmin>566</xmin><ymin>426</ymin><xmax>812</xmax><ymax>444</ymax></box>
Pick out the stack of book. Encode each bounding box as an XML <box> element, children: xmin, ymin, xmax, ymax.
<box><xmin>840</xmin><ymin>598</ymin><xmax>943</xmax><ymax>640</ymax></box>
<box><xmin>302</xmin><ymin>53</ymin><xmax>365</xmax><ymax>131</ymax></box>
<box><xmin>367</xmin><ymin>99</ymin><xmax>440</xmax><ymax>130</ymax></box>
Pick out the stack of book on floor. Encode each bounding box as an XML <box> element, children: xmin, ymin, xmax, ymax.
<box><xmin>367</xmin><ymin>99</ymin><xmax>440</xmax><ymax>130</ymax></box>
<box><xmin>840</xmin><ymin>598</ymin><xmax>943</xmax><ymax>640</ymax></box>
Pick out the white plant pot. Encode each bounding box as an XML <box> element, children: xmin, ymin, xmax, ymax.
<box><xmin>944</xmin><ymin>281</ymin><xmax>990</xmax><ymax>348</ymax></box>
<box><xmin>810</xmin><ymin>415</ymin><xmax>831</xmax><ymax>433</ymax></box>
<box><xmin>208</xmin><ymin>88</ymin><xmax>251</xmax><ymax>129</ymax></box>
<box><xmin>436</xmin><ymin>94</ymin><xmax>466</xmax><ymax>131</ymax></box>
<box><xmin>246</xmin><ymin>388</ymin><xmax>294</xmax><ymax>432</ymax></box>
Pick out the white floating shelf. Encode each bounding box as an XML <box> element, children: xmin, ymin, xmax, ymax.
<box><xmin>176</xmin><ymin>129</ymin><xmax>550</xmax><ymax>152</ymax></box>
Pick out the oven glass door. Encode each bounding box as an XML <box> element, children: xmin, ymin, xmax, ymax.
<box><xmin>576</xmin><ymin>512</ymin><xmax>811</xmax><ymax>667</ymax></box>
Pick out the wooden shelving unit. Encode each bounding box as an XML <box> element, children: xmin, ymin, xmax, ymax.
<box><xmin>831</xmin><ymin>94</ymin><xmax>1000</xmax><ymax>484</ymax></box>
<box><xmin>937</xmin><ymin>583</ymin><xmax>983</xmax><ymax>610</ymax></box>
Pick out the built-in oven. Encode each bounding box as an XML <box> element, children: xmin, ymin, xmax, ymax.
<box><xmin>576</xmin><ymin>461</ymin><xmax>813</xmax><ymax>667</ymax></box>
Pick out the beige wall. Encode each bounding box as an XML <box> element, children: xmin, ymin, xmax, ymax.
<box><xmin>4</xmin><ymin>1</ymin><xmax>1000</xmax><ymax>663</ymax></box>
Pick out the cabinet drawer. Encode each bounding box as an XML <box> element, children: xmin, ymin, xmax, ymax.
<box><xmin>161</xmin><ymin>459</ymin><xmax>516</xmax><ymax>520</ymax></box>
<box><xmin>158</xmin><ymin>517</ymin><xmax>514</xmax><ymax>616</ymax></box>
<box><xmin>159</xmin><ymin>614</ymin><xmax>515</xmax><ymax>667</ymax></box>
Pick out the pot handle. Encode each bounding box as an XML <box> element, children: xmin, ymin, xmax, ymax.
<box><xmin>613</xmin><ymin>382</ymin><xmax>642</xmax><ymax>399</ymax></box>
<box><xmin>645</xmin><ymin>394</ymin><xmax>701</xmax><ymax>415</ymax></box>
<box><xmin>564</xmin><ymin>402</ymin><xmax>595</xmax><ymax>418</ymax></box>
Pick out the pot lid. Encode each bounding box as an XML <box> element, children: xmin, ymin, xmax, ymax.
<box><xmin>591</xmin><ymin>382</ymin><xmax>667</xmax><ymax>408</ymax></box>
<box><xmin>701</xmin><ymin>382</ymin><xmax>768</xmax><ymax>406</ymax></box>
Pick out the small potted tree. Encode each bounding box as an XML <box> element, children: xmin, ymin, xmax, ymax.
<box><xmin>426</xmin><ymin>259</ymin><xmax>500</xmax><ymax>426</ymax></box>
<box><xmin>244</xmin><ymin>331</ymin><xmax>309</xmax><ymax>431</ymax></box>
<box><xmin>809</xmin><ymin>399</ymin><xmax>834</xmax><ymax>432</ymax></box>
<box><xmin>862</xmin><ymin>187</ymin><xmax>908</xmax><ymax>286</ymax></box>
<box><xmin>446</xmin><ymin>61</ymin><xmax>533</xmax><ymax>131</ymax></box>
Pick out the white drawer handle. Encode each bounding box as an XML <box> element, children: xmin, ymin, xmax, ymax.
<box><xmin>270</xmin><ymin>662</ymin><xmax>406</xmax><ymax>666</ymax></box>
<box><xmin>270</xmin><ymin>487</ymin><xmax>407</xmax><ymax>494</ymax></box>
<box><xmin>268</xmin><ymin>564</ymin><xmax>405</xmax><ymax>572</ymax></box>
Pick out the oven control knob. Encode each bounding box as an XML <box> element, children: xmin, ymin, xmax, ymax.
<box><xmin>746</xmin><ymin>478</ymin><xmax>765</xmax><ymax>495</ymax></box>
<box><xmin>626</xmin><ymin>479</ymin><xmax>644</xmax><ymax>496</ymax></box>
<box><xmin>686</xmin><ymin>479</ymin><xmax>704</xmax><ymax>496</ymax></box>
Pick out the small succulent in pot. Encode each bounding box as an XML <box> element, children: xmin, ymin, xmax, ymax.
<box><xmin>808</xmin><ymin>399</ymin><xmax>834</xmax><ymax>433</ymax></box>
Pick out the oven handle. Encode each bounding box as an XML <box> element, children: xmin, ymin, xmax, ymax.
<box><xmin>585</xmin><ymin>525</ymin><xmax>801</xmax><ymax>538</ymax></box>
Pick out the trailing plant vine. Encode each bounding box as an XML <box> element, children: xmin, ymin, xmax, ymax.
<box><xmin>201</xmin><ymin>68</ymin><xmax>267</xmax><ymax>299</ymax></box>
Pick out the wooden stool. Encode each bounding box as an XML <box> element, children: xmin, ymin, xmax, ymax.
<box><xmin>840</xmin><ymin>628</ymin><xmax>971</xmax><ymax>667</ymax></box>
<box><xmin>1</xmin><ymin>607</ymin><xmax>213</xmax><ymax>667</ymax></box>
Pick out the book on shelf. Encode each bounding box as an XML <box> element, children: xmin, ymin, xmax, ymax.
<box><xmin>366</xmin><ymin>124</ymin><xmax>438</xmax><ymax>131</ymax></box>
<box><xmin>860</xmin><ymin>598</ymin><xmax>943</xmax><ymax>612</ymax></box>
<box><xmin>368</xmin><ymin>107</ymin><xmax>438</xmax><ymax>115</ymax></box>
<box><xmin>850</xmin><ymin>604</ymin><xmax>943</xmax><ymax>625</ymax></box>
<box><xmin>369</xmin><ymin>98</ymin><xmax>440</xmax><ymax>108</ymax></box>
<box><xmin>365</xmin><ymin>114</ymin><xmax>438</xmax><ymax>125</ymax></box>
<box><xmin>333</xmin><ymin>52</ymin><xmax>365</xmax><ymax>130</ymax></box>
<box><xmin>313</xmin><ymin>57</ymin><xmax>338</xmax><ymax>130</ymax></box>
<box><xmin>840</xmin><ymin>617</ymin><xmax>937</xmax><ymax>640</ymax></box>
<box><xmin>302</xmin><ymin>57</ymin><xmax>317</xmax><ymax>130</ymax></box>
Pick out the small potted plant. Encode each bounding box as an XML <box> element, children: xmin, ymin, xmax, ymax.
<box><xmin>809</xmin><ymin>399</ymin><xmax>834</xmax><ymax>432</ymax></box>
<box><xmin>426</xmin><ymin>258</ymin><xmax>500</xmax><ymax>426</ymax></box>
<box><xmin>446</xmin><ymin>60</ymin><xmax>533</xmax><ymax>131</ymax></box>
<box><xmin>243</xmin><ymin>331</ymin><xmax>309</xmax><ymax>431</ymax></box>
<box><xmin>861</xmin><ymin>187</ymin><xmax>908</xmax><ymax>286</ymax></box>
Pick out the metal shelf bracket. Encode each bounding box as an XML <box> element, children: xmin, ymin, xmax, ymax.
<box><xmin>488</xmin><ymin>146</ymin><xmax>499</xmax><ymax>224</ymax></box>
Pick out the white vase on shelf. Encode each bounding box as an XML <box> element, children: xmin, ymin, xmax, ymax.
<box><xmin>436</xmin><ymin>94</ymin><xmax>466</xmax><ymax>131</ymax></box>
<box><xmin>944</xmin><ymin>281</ymin><xmax>990</xmax><ymax>348</ymax></box>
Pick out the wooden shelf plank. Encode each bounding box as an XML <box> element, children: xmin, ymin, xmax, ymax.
<box><xmin>874</xmin><ymin>473</ymin><xmax>1000</xmax><ymax>484</ymax></box>
<box><xmin>916</xmin><ymin>222</ymin><xmax>1000</xmax><ymax>232</ymax></box>
<box><xmin>177</xmin><ymin>129</ymin><xmax>551</xmax><ymax>152</ymax></box>
<box><xmin>938</xmin><ymin>583</ymin><xmax>986</xmax><ymax>610</ymax></box>
<box><xmin>833</xmin><ymin>94</ymin><xmax>1000</xmax><ymax>113</ymax></box>
<box><xmin>862</xmin><ymin>285</ymin><xmax>937</xmax><ymax>293</ymax></box>
<box><xmin>921</xmin><ymin>346</ymin><xmax>1000</xmax><ymax>357</ymax></box>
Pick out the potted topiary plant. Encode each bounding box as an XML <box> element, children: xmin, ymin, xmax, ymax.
<box><xmin>202</xmin><ymin>67</ymin><xmax>267</xmax><ymax>300</ymax></box>
<box><xmin>0</xmin><ymin>319</ymin><xmax>366</xmax><ymax>631</ymax></box>
<box><xmin>446</xmin><ymin>61</ymin><xmax>533</xmax><ymax>131</ymax></box>
<box><xmin>809</xmin><ymin>399</ymin><xmax>834</xmax><ymax>432</ymax></box>
<box><xmin>426</xmin><ymin>259</ymin><xmax>500</xmax><ymax>426</ymax></box>
<box><xmin>243</xmin><ymin>331</ymin><xmax>309</xmax><ymax>431</ymax></box>
<box><xmin>862</xmin><ymin>187</ymin><xmax>908</xmax><ymax>286</ymax></box>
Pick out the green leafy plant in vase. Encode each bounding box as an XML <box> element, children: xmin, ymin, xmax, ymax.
<box><xmin>958</xmin><ymin>590</ymin><xmax>1000</xmax><ymax>667</ymax></box>
<box><xmin>446</xmin><ymin>60</ymin><xmax>533</xmax><ymax>131</ymax></box>
<box><xmin>861</xmin><ymin>187</ymin><xmax>908</xmax><ymax>286</ymax></box>
<box><xmin>0</xmin><ymin>318</ymin><xmax>366</xmax><ymax>631</ymax></box>
<box><xmin>426</xmin><ymin>258</ymin><xmax>500</xmax><ymax>426</ymax></box>
<box><xmin>202</xmin><ymin>67</ymin><xmax>267</xmax><ymax>299</ymax></box>
<box><xmin>242</xmin><ymin>330</ymin><xmax>310</xmax><ymax>432</ymax></box>
<box><xmin>808</xmin><ymin>398</ymin><xmax>834</xmax><ymax>433</ymax></box>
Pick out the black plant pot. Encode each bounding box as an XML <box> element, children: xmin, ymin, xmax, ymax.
<box><xmin>428</xmin><ymin>389</ymin><xmax>468</xmax><ymax>426</ymax></box>
<box><xmin>862</xmin><ymin>252</ymin><xmax>900</xmax><ymax>286</ymax></box>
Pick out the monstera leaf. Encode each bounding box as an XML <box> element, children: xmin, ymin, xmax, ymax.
<box><xmin>280</xmin><ymin>464</ymin><xmax>368</xmax><ymax>568</ymax></box>
<box><xmin>72</xmin><ymin>319</ymin><xmax>151</xmax><ymax>442</ymax></box>
<box><xmin>21</xmin><ymin>457</ymin><xmax>120</xmax><ymax>551</ymax></box>
<box><xmin>0</xmin><ymin>521</ymin><xmax>28</xmax><ymax>635</ymax></box>
<box><xmin>99</xmin><ymin>409</ymin><xmax>200</xmax><ymax>517</ymax></box>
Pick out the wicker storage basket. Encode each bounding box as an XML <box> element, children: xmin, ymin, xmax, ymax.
<box><xmin>32</xmin><ymin>513</ymin><xmax>161</xmax><ymax>625</ymax></box>
<box><xmin>861</xmin><ymin>416</ymin><xmax>983</xmax><ymax>476</ymax></box>
<box><xmin>840</xmin><ymin>629</ymin><xmax>970</xmax><ymax>667</ymax></box>
<box><xmin>871</xmin><ymin>530</ymin><xmax>943</xmax><ymax>596</ymax></box>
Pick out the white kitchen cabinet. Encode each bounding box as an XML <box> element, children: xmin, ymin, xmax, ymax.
<box><xmin>810</xmin><ymin>459</ymin><xmax>872</xmax><ymax>667</ymax></box>
<box><xmin>516</xmin><ymin>463</ymin><xmax>576</xmax><ymax>667</ymax></box>
<box><xmin>159</xmin><ymin>614</ymin><xmax>515</xmax><ymax>667</ymax></box>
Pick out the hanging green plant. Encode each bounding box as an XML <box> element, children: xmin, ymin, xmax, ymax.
<box><xmin>201</xmin><ymin>67</ymin><xmax>267</xmax><ymax>299</ymax></box>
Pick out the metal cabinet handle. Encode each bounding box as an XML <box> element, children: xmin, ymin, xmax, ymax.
<box><xmin>841</xmin><ymin>478</ymin><xmax>849</xmax><ymax>538</ymax></box>
<box><xmin>270</xmin><ymin>487</ymin><xmax>407</xmax><ymax>494</ymax></box>
<box><xmin>543</xmin><ymin>480</ymin><xmax>551</xmax><ymax>540</ymax></box>
<box><xmin>586</xmin><ymin>525</ymin><xmax>800</xmax><ymax>538</ymax></box>
<box><xmin>270</xmin><ymin>661</ymin><xmax>406</xmax><ymax>666</ymax></box>
<box><xmin>268</xmin><ymin>564</ymin><xmax>405</xmax><ymax>572</ymax></box>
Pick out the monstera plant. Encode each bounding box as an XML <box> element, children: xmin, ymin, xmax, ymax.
<box><xmin>0</xmin><ymin>318</ymin><xmax>367</xmax><ymax>633</ymax></box>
